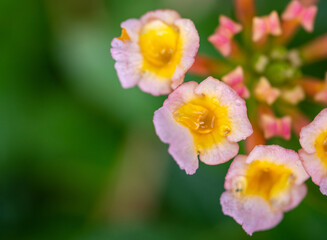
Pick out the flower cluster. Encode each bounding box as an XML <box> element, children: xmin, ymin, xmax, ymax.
<box><xmin>111</xmin><ymin>0</ymin><xmax>327</xmax><ymax>235</ymax></box>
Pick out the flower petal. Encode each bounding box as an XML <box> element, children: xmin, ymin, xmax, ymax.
<box><xmin>199</xmin><ymin>139</ymin><xmax>239</xmax><ymax>165</ymax></box>
<box><xmin>299</xmin><ymin>149</ymin><xmax>327</xmax><ymax>189</ymax></box>
<box><xmin>220</xmin><ymin>192</ymin><xmax>283</xmax><ymax>236</ymax></box>
<box><xmin>153</xmin><ymin>106</ymin><xmax>198</xmax><ymax>175</ymax></box>
<box><xmin>111</xmin><ymin>20</ymin><xmax>143</xmax><ymax>88</ymax></box>
<box><xmin>284</xmin><ymin>184</ymin><xmax>307</xmax><ymax>212</ymax></box>
<box><xmin>319</xmin><ymin>178</ymin><xmax>327</xmax><ymax>195</ymax></box>
<box><xmin>299</xmin><ymin>108</ymin><xmax>327</xmax><ymax>153</ymax></box>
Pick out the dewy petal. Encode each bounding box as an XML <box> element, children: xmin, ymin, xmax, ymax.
<box><xmin>199</xmin><ymin>139</ymin><xmax>239</xmax><ymax>165</ymax></box>
<box><xmin>283</xmin><ymin>184</ymin><xmax>307</xmax><ymax>212</ymax></box>
<box><xmin>153</xmin><ymin>106</ymin><xmax>198</xmax><ymax>175</ymax></box>
<box><xmin>299</xmin><ymin>108</ymin><xmax>327</xmax><ymax>196</ymax></box>
<box><xmin>299</xmin><ymin>108</ymin><xmax>327</xmax><ymax>153</ymax></box>
<box><xmin>319</xmin><ymin>178</ymin><xmax>327</xmax><ymax>195</ymax></box>
<box><xmin>111</xmin><ymin>19</ymin><xmax>143</xmax><ymax>89</ymax></box>
<box><xmin>111</xmin><ymin>10</ymin><xmax>199</xmax><ymax>96</ymax></box>
<box><xmin>220</xmin><ymin>192</ymin><xmax>283</xmax><ymax>236</ymax></box>
<box><xmin>299</xmin><ymin>150</ymin><xmax>327</xmax><ymax>194</ymax></box>
<box><xmin>153</xmin><ymin>77</ymin><xmax>252</xmax><ymax>174</ymax></box>
<box><xmin>221</xmin><ymin>146</ymin><xmax>308</xmax><ymax>235</ymax></box>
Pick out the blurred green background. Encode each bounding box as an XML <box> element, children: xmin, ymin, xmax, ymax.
<box><xmin>1</xmin><ymin>0</ymin><xmax>327</xmax><ymax>239</ymax></box>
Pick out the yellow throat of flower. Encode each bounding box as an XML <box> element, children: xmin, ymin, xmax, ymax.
<box><xmin>139</xmin><ymin>20</ymin><xmax>182</xmax><ymax>78</ymax></box>
<box><xmin>117</xmin><ymin>28</ymin><xmax>131</xmax><ymax>42</ymax></box>
<box><xmin>173</xmin><ymin>96</ymin><xmax>231</xmax><ymax>151</ymax></box>
<box><xmin>243</xmin><ymin>161</ymin><xmax>294</xmax><ymax>203</ymax></box>
<box><xmin>314</xmin><ymin>130</ymin><xmax>327</xmax><ymax>168</ymax></box>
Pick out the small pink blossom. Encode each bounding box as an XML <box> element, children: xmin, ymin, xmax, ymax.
<box><xmin>208</xmin><ymin>16</ymin><xmax>242</xmax><ymax>56</ymax></box>
<box><xmin>222</xmin><ymin>66</ymin><xmax>250</xmax><ymax>99</ymax></box>
<box><xmin>261</xmin><ymin>114</ymin><xmax>292</xmax><ymax>140</ymax></box>
<box><xmin>282</xmin><ymin>0</ymin><xmax>318</xmax><ymax>32</ymax></box>
<box><xmin>254</xmin><ymin>77</ymin><xmax>281</xmax><ymax>105</ymax></box>
<box><xmin>252</xmin><ymin>11</ymin><xmax>282</xmax><ymax>42</ymax></box>
<box><xmin>281</xmin><ymin>85</ymin><xmax>305</xmax><ymax>105</ymax></box>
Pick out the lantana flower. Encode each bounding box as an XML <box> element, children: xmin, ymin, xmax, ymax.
<box><xmin>299</xmin><ymin>109</ymin><xmax>327</xmax><ymax>195</ymax></box>
<box><xmin>153</xmin><ymin>77</ymin><xmax>253</xmax><ymax>174</ymax></box>
<box><xmin>112</xmin><ymin>0</ymin><xmax>327</xmax><ymax>235</ymax></box>
<box><xmin>221</xmin><ymin>145</ymin><xmax>308</xmax><ymax>235</ymax></box>
<box><xmin>111</xmin><ymin>10</ymin><xmax>199</xmax><ymax>96</ymax></box>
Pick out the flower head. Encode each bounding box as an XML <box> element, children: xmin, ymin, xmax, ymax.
<box><xmin>299</xmin><ymin>108</ymin><xmax>327</xmax><ymax>195</ymax></box>
<box><xmin>221</xmin><ymin>145</ymin><xmax>308</xmax><ymax>235</ymax></box>
<box><xmin>153</xmin><ymin>77</ymin><xmax>253</xmax><ymax>174</ymax></box>
<box><xmin>111</xmin><ymin>10</ymin><xmax>199</xmax><ymax>96</ymax></box>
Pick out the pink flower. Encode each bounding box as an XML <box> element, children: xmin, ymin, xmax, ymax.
<box><xmin>253</xmin><ymin>11</ymin><xmax>282</xmax><ymax>42</ymax></box>
<box><xmin>208</xmin><ymin>16</ymin><xmax>242</xmax><ymax>57</ymax></box>
<box><xmin>299</xmin><ymin>108</ymin><xmax>327</xmax><ymax>195</ymax></box>
<box><xmin>111</xmin><ymin>10</ymin><xmax>199</xmax><ymax>96</ymax></box>
<box><xmin>281</xmin><ymin>85</ymin><xmax>305</xmax><ymax>105</ymax></box>
<box><xmin>222</xmin><ymin>66</ymin><xmax>250</xmax><ymax>99</ymax></box>
<box><xmin>261</xmin><ymin>114</ymin><xmax>292</xmax><ymax>140</ymax></box>
<box><xmin>282</xmin><ymin>0</ymin><xmax>318</xmax><ymax>32</ymax></box>
<box><xmin>153</xmin><ymin>77</ymin><xmax>253</xmax><ymax>174</ymax></box>
<box><xmin>221</xmin><ymin>145</ymin><xmax>308</xmax><ymax>235</ymax></box>
<box><xmin>254</xmin><ymin>77</ymin><xmax>281</xmax><ymax>105</ymax></box>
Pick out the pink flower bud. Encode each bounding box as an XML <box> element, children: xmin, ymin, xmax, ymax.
<box><xmin>209</xmin><ymin>16</ymin><xmax>242</xmax><ymax>56</ymax></box>
<box><xmin>252</xmin><ymin>11</ymin><xmax>282</xmax><ymax>42</ymax></box>
<box><xmin>222</xmin><ymin>66</ymin><xmax>250</xmax><ymax>99</ymax></box>
<box><xmin>261</xmin><ymin>114</ymin><xmax>292</xmax><ymax>140</ymax></box>
<box><xmin>282</xmin><ymin>0</ymin><xmax>317</xmax><ymax>32</ymax></box>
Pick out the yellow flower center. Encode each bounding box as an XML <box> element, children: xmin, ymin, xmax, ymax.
<box><xmin>314</xmin><ymin>130</ymin><xmax>327</xmax><ymax>168</ymax></box>
<box><xmin>139</xmin><ymin>20</ymin><xmax>182</xmax><ymax>78</ymax></box>
<box><xmin>237</xmin><ymin>161</ymin><xmax>294</xmax><ymax>204</ymax></box>
<box><xmin>173</xmin><ymin>96</ymin><xmax>231</xmax><ymax>151</ymax></box>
